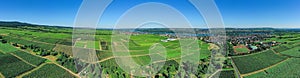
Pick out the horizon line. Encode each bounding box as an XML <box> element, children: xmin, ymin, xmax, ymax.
<box><xmin>1</xmin><ymin>20</ymin><xmax>300</xmax><ymax>29</ymax></box>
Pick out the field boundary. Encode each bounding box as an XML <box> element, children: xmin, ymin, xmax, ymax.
<box><xmin>241</xmin><ymin>58</ymin><xmax>290</xmax><ymax>77</ymax></box>
<box><xmin>10</xmin><ymin>53</ymin><xmax>37</xmax><ymax>67</ymax></box>
<box><xmin>16</xmin><ymin>63</ymin><xmax>47</xmax><ymax>78</ymax></box>
<box><xmin>52</xmin><ymin>63</ymin><xmax>80</xmax><ymax>78</ymax></box>
<box><xmin>232</xmin><ymin>49</ymin><xmax>271</xmax><ymax>58</ymax></box>
<box><xmin>230</xmin><ymin>57</ymin><xmax>242</xmax><ymax>78</ymax></box>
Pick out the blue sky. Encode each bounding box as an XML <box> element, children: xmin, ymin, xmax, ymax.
<box><xmin>0</xmin><ymin>0</ymin><xmax>299</xmax><ymax>28</ymax></box>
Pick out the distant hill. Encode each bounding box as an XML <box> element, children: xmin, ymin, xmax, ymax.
<box><xmin>0</xmin><ymin>21</ymin><xmax>72</xmax><ymax>29</ymax></box>
<box><xmin>0</xmin><ymin>21</ymin><xmax>299</xmax><ymax>32</ymax></box>
<box><xmin>0</xmin><ymin>21</ymin><xmax>35</xmax><ymax>27</ymax></box>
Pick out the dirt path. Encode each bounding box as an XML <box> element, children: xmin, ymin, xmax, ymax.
<box><xmin>15</xmin><ymin>47</ymin><xmax>80</xmax><ymax>78</ymax></box>
<box><xmin>230</xmin><ymin>58</ymin><xmax>242</xmax><ymax>78</ymax></box>
<box><xmin>52</xmin><ymin>63</ymin><xmax>80</xmax><ymax>78</ymax></box>
<box><xmin>0</xmin><ymin>72</ymin><xmax>4</xmax><ymax>78</ymax></box>
<box><xmin>10</xmin><ymin>53</ymin><xmax>37</xmax><ymax>67</ymax></box>
<box><xmin>241</xmin><ymin>58</ymin><xmax>290</xmax><ymax>77</ymax></box>
<box><xmin>16</xmin><ymin>63</ymin><xmax>47</xmax><ymax>78</ymax></box>
<box><xmin>208</xmin><ymin>69</ymin><xmax>222</xmax><ymax>78</ymax></box>
<box><xmin>99</xmin><ymin>41</ymin><xmax>102</xmax><ymax>50</ymax></box>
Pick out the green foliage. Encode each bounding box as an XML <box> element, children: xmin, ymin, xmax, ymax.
<box><xmin>12</xmin><ymin>51</ymin><xmax>46</xmax><ymax>66</ymax></box>
<box><xmin>0</xmin><ymin>54</ymin><xmax>35</xmax><ymax>77</ymax></box>
<box><xmin>3</xmin><ymin>36</ymin><xmax>55</xmax><ymax>50</ymax></box>
<box><xmin>232</xmin><ymin>50</ymin><xmax>287</xmax><ymax>74</ymax></box>
<box><xmin>23</xmin><ymin>64</ymin><xmax>75</xmax><ymax>78</ymax></box>
<box><xmin>56</xmin><ymin>53</ymin><xmax>78</xmax><ymax>73</ymax></box>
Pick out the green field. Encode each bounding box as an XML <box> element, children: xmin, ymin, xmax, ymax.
<box><xmin>12</xmin><ymin>51</ymin><xmax>46</xmax><ymax>66</ymax></box>
<box><xmin>279</xmin><ymin>46</ymin><xmax>300</xmax><ymax>57</ymax></box>
<box><xmin>232</xmin><ymin>50</ymin><xmax>287</xmax><ymax>74</ymax></box>
<box><xmin>235</xmin><ymin>48</ymin><xmax>249</xmax><ymax>53</ymax></box>
<box><xmin>0</xmin><ymin>43</ymin><xmax>18</xmax><ymax>53</ymax></box>
<box><xmin>219</xmin><ymin>70</ymin><xmax>236</xmax><ymax>78</ymax></box>
<box><xmin>23</xmin><ymin>63</ymin><xmax>75</xmax><ymax>78</ymax></box>
<box><xmin>245</xmin><ymin>58</ymin><xmax>300</xmax><ymax>78</ymax></box>
<box><xmin>0</xmin><ymin>54</ymin><xmax>35</xmax><ymax>77</ymax></box>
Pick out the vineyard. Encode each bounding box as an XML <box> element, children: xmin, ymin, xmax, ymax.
<box><xmin>232</xmin><ymin>50</ymin><xmax>287</xmax><ymax>74</ymax></box>
<box><xmin>273</xmin><ymin>45</ymin><xmax>290</xmax><ymax>52</ymax></box>
<box><xmin>23</xmin><ymin>63</ymin><xmax>76</xmax><ymax>78</ymax></box>
<box><xmin>0</xmin><ymin>43</ymin><xmax>18</xmax><ymax>53</ymax></box>
<box><xmin>219</xmin><ymin>70</ymin><xmax>236</xmax><ymax>78</ymax></box>
<box><xmin>12</xmin><ymin>51</ymin><xmax>46</xmax><ymax>66</ymax></box>
<box><xmin>3</xmin><ymin>36</ymin><xmax>55</xmax><ymax>50</ymax></box>
<box><xmin>0</xmin><ymin>54</ymin><xmax>35</xmax><ymax>77</ymax></box>
<box><xmin>245</xmin><ymin>58</ymin><xmax>300</xmax><ymax>78</ymax></box>
<box><xmin>280</xmin><ymin>46</ymin><xmax>300</xmax><ymax>57</ymax></box>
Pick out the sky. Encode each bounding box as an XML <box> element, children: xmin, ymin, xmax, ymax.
<box><xmin>0</xmin><ymin>0</ymin><xmax>299</xmax><ymax>28</ymax></box>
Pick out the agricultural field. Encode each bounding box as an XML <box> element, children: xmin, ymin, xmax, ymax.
<box><xmin>245</xmin><ymin>58</ymin><xmax>300</xmax><ymax>78</ymax></box>
<box><xmin>1</xmin><ymin>22</ymin><xmax>299</xmax><ymax>78</ymax></box>
<box><xmin>232</xmin><ymin>50</ymin><xmax>287</xmax><ymax>74</ymax></box>
<box><xmin>23</xmin><ymin>63</ymin><xmax>76</xmax><ymax>78</ymax></box>
<box><xmin>215</xmin><ymin>70</ymin><xmax>236</xmax><ymax>78</ymax></box>
<box><xmin>272</xmin><ymin>45</ymin><xmax>290</xmax><ymax>53</ymax></box>
<box><xmin>0</xmin><ymin>54</ymin><xmax>35</xmax><ymax>77</ymax></box>
<box><xmin>12</xmin><ymin>51</ymin><xmax>46</xmax><ymax>66</ymax></box>
<box><xmin>0</xmin><ymin>42</ymin><xmax>18</xmax><ymax>53</ymax></box>
<box><xmin>279</xmin><ymin>46</ymin><xmax>300</xmax><ymax>57</ymax></box>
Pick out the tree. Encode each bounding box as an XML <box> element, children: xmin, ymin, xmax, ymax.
<box><xmin>1</xmin><ymin>40</ymin><xmax>7</xmax><ymax>43</ymax></box>
<box><xmin>20</xmin><ymin>45</ymin><xmax>27</xmax><ymax>49</ymax></box>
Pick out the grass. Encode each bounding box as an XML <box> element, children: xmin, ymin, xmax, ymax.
<box><xmin>233</xmin><ymin>45</ymin><xmax>249</xmax><ymax>53</ymax></box>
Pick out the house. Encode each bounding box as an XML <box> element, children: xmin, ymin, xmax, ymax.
<box><xmin>250</xmin><ymin>46</ymin><xmax>258</xmax><ymax>51</ymax></box>
<box><xmin>161</xmin><ymin>38</ymin><xmax>178</xmax><ymax>42</ymax></box>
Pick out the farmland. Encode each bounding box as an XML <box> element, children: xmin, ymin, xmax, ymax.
<box><xmin>280</xmin><ymin>46</ymin><xmax>300</xmax><ymax>57</ymax></box>
<box><xmin>0</xmin><ymin>54</ymin><xmax>35</xmax><ymax>77</ymax></box>
<box><xmin>23</xmin><ymin>63</ymin><xmax>76</xmax><ymax>78</ymax></box>
<box><xmin>219</xmin><ymin>70</ymin><xmax>236</xmax><ymax>78</ymax></box>
<box><xmin>0</xmin><ymin>22</ymin><xmax>299</xmax><ymax>78</ymax></box>
<box><xmin>12</xmin><ymin>51</ymin><xmax>46</xmax><ymax>66</ymax></box>
<box><xmin>245</xmin><ymin>58</ymin><xmax>300</xmax><ymax>78</ymax></box>
<box><xmin>0</xmin><ymin>43</ymin><xmax>18</xmax><ymax>53</ymax></box>
<box><xmin>232</xmin><ymin>50</ymin><xmax>287</xmax><ymax>74</ymax></box>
